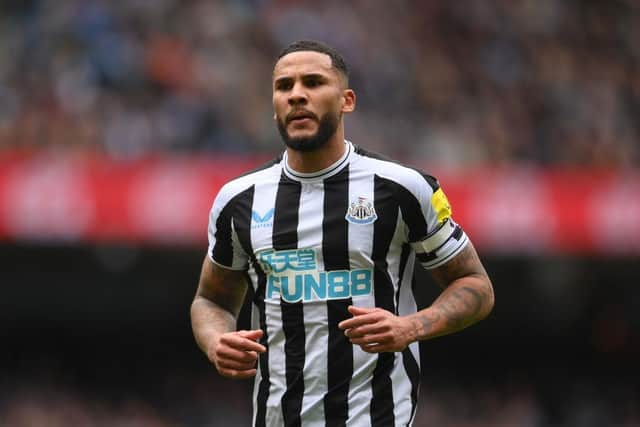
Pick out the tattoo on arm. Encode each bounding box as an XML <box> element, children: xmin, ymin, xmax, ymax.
<box><xmin>429</xmin><ymin>243</ymin><xmax>486</xmax><ymax>288</ymax></box>
<box><xmin>195</xmin><ymin>258</ymin><xmax>247</xmax><ymax>317</ymax></box>
<box><xmin>413</xmin><ymin>309</ymin><xmax>442</xmax><ymax>336</ymax></box>
<box><xmin>430</xmin><ymin>243</ymin><xmax>494</xmax><ymax>306</ymax></box>
<box><xmin>413</xmin><ymin>242</ymin><xmax>495</xmax><ymax>339</ymax></box>
<box><xmin>437</xmin><ymin>286</ymin><xmax>483</xmax><ymax>330</ymax></box>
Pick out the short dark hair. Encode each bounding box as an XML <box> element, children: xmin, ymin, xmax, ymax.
<box><xmin>277</xmin><ymin>40</ymin><xmax>349</xmax><ymax>80</ymax></box>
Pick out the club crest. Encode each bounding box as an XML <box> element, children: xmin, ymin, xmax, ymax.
<box><xmin>345</xmin><ymin>196</ymin><xmax>378</xmax><ymax>225</ymax></box>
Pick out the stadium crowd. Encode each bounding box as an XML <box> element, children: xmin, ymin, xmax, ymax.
<box><xmin>2</xmin><ymin>373</ymin><xmax>639</xmax><ymax>426</ymax></box>
<box><xmin>1</xmin><ymin>1</ymin><xmax>639</xmax><ymax>426</ymax></box>
<box><xmin>0</xmin><ymin>0</ymin><xmax>638</xmax><ymax>167</ymax></box>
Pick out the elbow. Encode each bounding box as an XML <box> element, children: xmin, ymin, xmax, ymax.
<box><xmin>481</xmin><ymin>278</ymin><xmax>495</xmax><ymax>319</ymax></box>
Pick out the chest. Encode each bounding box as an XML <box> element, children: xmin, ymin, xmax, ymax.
<box><xmin>243</xmin><ymin>179</ymin><xmax>403</xmax><ymax>268</ymax></box>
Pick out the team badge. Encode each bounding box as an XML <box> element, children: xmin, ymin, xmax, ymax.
<box><xmin>345</xmin><ymin>196</ymin><xmax>378</xmax><ymax>225</ymax></box>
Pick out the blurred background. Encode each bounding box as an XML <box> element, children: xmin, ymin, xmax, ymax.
<box><xmin>0</xmin><ymin>0</ymin><xmax>639</xmax><ymax>426</ymax></box>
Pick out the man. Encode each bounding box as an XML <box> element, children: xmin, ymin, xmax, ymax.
<box><xmin>191</xmin><ymin>40</ymin><xmax>494</xmax><ymax>426</ymax></box>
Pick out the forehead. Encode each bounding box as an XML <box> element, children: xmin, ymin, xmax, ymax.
<box><xmin>273</xmin><ymin>51</ymin><xmax>336</xmax><ymax>80</ymax></box>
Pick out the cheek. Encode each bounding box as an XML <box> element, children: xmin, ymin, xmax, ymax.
<box><xmin>273</xmin><ymin>94</ymin><xmax>285</xmax><ymax>109</ymax></box>
<box><xmin>273</xmin><ymin>100</ymin><xmax>285</xmax><ymax>119</ymax></box>
<box><xmin>322</xmin><ymin>100</ymin><xmax>342</xmax><ymax>118</ymax></box>
<box><xmin>323</xmin><ymin>93</ymin><xmax>343</xmax><ymax>113</ymax></box>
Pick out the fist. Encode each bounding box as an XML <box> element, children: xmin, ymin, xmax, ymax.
<box><xmin>209</xmin><ymin>329</ymin><xmax>266</xmax><ymax>379</ymax></box>
<box><xmin>338</xmin><ymin>306</ymin><xmax>416</xmax><ymax>353</ymax></box>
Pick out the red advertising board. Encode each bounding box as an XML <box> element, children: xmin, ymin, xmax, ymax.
<box><xmin>0</xmin><ymin>152</ymin><xmax>638</xmax><ymax>254</ymax></box>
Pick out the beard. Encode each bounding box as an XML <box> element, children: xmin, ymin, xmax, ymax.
<box><xmin>277</xmin><ymin>110</ymin><xmax>340</xmax><ymax>153</ymax></box>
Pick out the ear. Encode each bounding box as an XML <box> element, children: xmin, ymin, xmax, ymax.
<box><xmin>341</xmin><ymin>89</ymin><xmax>356</xmax><ymax>113</ymax></box>
<box><xmin>273</xmin><ymin>113</ymin><xmax>277</xmax><ymax>121</ymax></box>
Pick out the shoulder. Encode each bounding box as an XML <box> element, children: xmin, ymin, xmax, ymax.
<box><xmin>351</xmin><ymin>144</ymin><xmax>440</xmax><ymax>195</ymax></box>
<box><xmin>214</xmin><ymin>155</ymin><xmax>283</xmax><ymax>207</ymax></box>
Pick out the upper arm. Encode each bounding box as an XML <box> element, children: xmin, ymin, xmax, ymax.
<box><xmin>428</xmin><ymin>241</ymin><xmax>491</xmax><ymax>289</ymax></box>
<box><xmin>194</xmin><ymin>256</ymin><xmax>248</xmax><ymax>317</ymax></box>
<box><xmin>208</xmin><ymin>183</ymin><xmax>250</xmax><ymax>271</ymax></box>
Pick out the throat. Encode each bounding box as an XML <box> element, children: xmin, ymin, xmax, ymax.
<box><xmin>286</xmin><ymin>139</ymin><xmax>347</xmax><ymax>174</ymax></box>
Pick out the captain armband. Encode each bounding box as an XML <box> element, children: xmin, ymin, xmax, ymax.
<box><xmin>411</xmin><ymin>218</ymin><xmax>469</xmax><ymax>269</ymax></box>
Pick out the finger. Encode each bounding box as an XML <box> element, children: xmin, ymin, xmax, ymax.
<box><xmin>217</xmin><ymin>358</ymin><xmax>259</xmax><ymax>371</ymax></box>
<box><xmin>219</xmin><ymin>368</ymin><xmax>258</xmax><ymax>379</ymax></box>
<box><xmin>238</xmin><ymin>329</ymin><xmax>264</xmax><ymax>342</ymax></box>
<box><xmin>349</xmin><ymin>333</ymin><xmax>388</xmax><ymax>346</ymax></box>
<box><xmin>345</xmin><ymin>323</ymin><xmax>386</xmax><ymax>339</ymax></box>
<box><xmin>347</xmin><ymin>305</ymin><xmax>377</xmax><ymax>316</ymax></box>
<box><xmin>236</xmin><ymin>330</ymin><xmax>267</xmax><ymax>353</ymax></box>
<box><xmin>221</xmin><ymin>334</ymin><xmax>267</xmax><ymax>353</ymax></box>
<box><xmin>339</xmin><ymin>313</ymin><xmax>381</xmax><ymax>330</ymax></box>
<box><xmin>217</xmin><ymin>346</ymin><xmax>260</xmax><ymax>363</ymax></box>
<box><xmin>359</xmin><ymin>343</ymin><xmax>386</xmax><ymax>353</ymax></box>
<box><xmin>337</xmin><ymin>306</ymin><xmax>376</xmax><ymax>330</ymax></box>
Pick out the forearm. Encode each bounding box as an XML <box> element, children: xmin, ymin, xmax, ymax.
<box><xmin>408</xmin><ymin>273</ymin><xmax>494</xmax><ymax>341</ymax></box>
<box><xmin>190</xmin><ymin>296</ymin><xmax>238</xmax><ymax>354</ymax></box>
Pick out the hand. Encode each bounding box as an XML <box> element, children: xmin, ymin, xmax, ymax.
<box><xmin>208</xmin><ymin>329</ymin><xmax>266</xmax><ymax>379</ymax></box>
<box><xmin>338</xmin><ymin>306</ymin><xmax>417</xmax><ymax>353</ymax></box>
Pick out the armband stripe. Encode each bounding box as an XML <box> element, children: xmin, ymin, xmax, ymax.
<box><xmin>412</xmin><ymin>218</ymin><xmax>458</xmax><ymax>254</ymax></box>
<box><xmin>422</xmin><ymin>235</ymin><xmax>469</xmax><ymax>269</ymax></box>
<box><xmin>416</xmin><ymin>252</ymin><xmax>437</xmax><ymax>263</ymax></box>
<box><xmin>451</xmin><ymin>224</ymin><xmax>463</xmax><ymax>240</ymax></box>
<box><xmin>411</xmin><ymin>218</ymin><xmax>469</xmax><ymax>269</ymax></box>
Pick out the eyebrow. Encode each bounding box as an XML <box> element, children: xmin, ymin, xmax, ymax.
<box><xmin>274</xmin><ymin>73</ymin><xmax>330</xmax><ymax>86</ymax></box>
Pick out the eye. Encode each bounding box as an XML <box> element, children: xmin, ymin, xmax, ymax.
<box><xmin>275</xmin><ymin>80</ymin><xmax>293</xmax><ymax>91</ymax></box>
<box><xmin>305</xmin><ymin>78</ymin><xmax>322</xmax><ymax>88</ymax></box>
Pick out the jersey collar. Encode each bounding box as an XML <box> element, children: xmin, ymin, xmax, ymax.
<box><xmin>283</xmin><ymin>140</ymin><xmax>352</xmax><ymax>183</ymax></box>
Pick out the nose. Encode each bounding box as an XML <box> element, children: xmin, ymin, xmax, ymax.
<box><xmin>288</xmin><ymin>82</ymin><xmax>307</xmax><ymax>106</ymax></box>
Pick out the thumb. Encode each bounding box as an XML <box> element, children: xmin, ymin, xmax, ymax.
<box><xmin>238</xmin><ymin>329</ymin><xmax>264</xmax><ymax>341</ymax></box>
<box><xmin>347</xmin><ymin>305</ymin><xmax>376</xmax><ymax>316</ymax></box>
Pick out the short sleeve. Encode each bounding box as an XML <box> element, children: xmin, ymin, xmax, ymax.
<box><xmin>410</xmin><ymin>183</ymin><xmax>469</xmax><ymax>269</ymax></box>
<box><xmin>207</xmin><ymin>187</ymin><xmax>249</xmax><ymax>270</ymax></box>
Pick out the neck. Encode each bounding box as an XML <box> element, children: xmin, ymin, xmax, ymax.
<box><xmin>285</xmin><ymin>130</ymin><xmax>346</xmax><ymax>174</ymax></box>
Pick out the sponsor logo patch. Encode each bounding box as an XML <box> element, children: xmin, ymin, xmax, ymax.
<box><xmin>251</xmin><ymin>208</ymin><xmax>274</xmax><ymax>229</ymax></box>
<box><xmin>258</xmin><ymin>248</ymin><xmax>372</xmax><ymax>302</ymax></box>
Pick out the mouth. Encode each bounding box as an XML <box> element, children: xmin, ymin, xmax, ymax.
<box><xmin>287</xmin><ymin>110</ymin><xmax>317</xmax><ymax>125</ymax></box>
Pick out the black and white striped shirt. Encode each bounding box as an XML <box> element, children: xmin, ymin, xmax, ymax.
<box><xmin>207</xmin><ymin>141</ymin><xmax>468</xmax><ymax>426</ymax></box>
